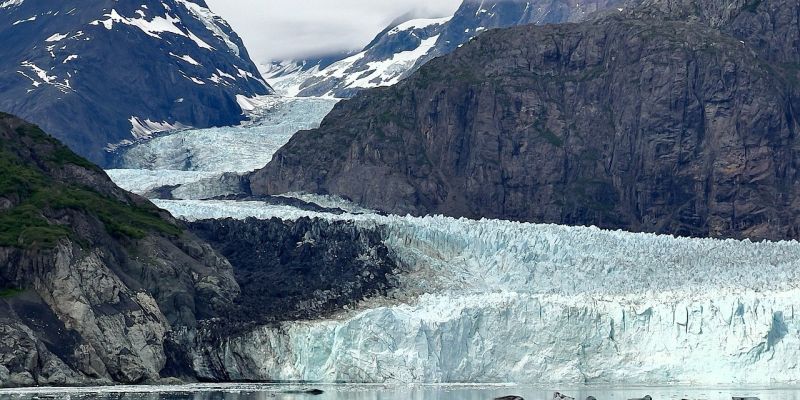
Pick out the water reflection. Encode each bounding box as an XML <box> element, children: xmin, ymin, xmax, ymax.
<box><xmin>0</xmin><ymin>385</ymin><xmax>797</xmax><ymax>400</ymax></box>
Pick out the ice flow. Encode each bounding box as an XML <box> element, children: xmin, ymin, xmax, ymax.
<box><xmin>104</xmin><ymin>90</ymin><xmax>800</xmax><ymax>386</ymax></box>
<box><xmin>107</xmin><ymin>96</ymin><xmax>337</xmax><ymax>197</ymax></box>
<box><xmin>158</xmin><ymin>199</ymin><xmax>800</xmax><ymax>385</ymax></box>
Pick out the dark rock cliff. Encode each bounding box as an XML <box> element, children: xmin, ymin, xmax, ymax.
<box><xmin>189</xmin><ymin>217</ymin><xmax>399</xmax><ymax>328</ymax></box>
<box><xmin>183</xmin><ymin>217</ymin><xmax>401</xmax><ymax>381</ymax></box>
<box><xmin>0</xmin><ymin>113</ymin><xmax>239</xmax><ymax>387</ymax></box>
<box><xmin>252</xmin><ymin>0</ymin><xmax>800</xmax><ymax>241</ymax></box>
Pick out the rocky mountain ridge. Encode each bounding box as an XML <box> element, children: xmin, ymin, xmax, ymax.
<box><xmin>252</xmin><ymin>0</ymin><xmax>800</xmax><ymax>241</ymax></box>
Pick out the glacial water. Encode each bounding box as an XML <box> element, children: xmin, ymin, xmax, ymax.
<box><xmin>0</xmin><ymin>384</ymin><xmax>794</xmax><ymax>400</ymax></box>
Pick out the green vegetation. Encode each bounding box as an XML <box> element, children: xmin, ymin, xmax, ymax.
<box><xmin>0</xmin><ymin>288</ymin><xmax>23</xmax><ymax>298</ymax></box>
<box><xmin>415</xmin><ymin>60</ymin><xmax>484</xmax><ymax>90</ymax></box>
<box><xmin>538</xmin><ymin>128</ymin><xmax>564</xmax><ymax>147</ymax></box>
<box><xmin>13</xmin><ymin>124</ymin><xmax>102</xmax><ymax>172</ymax></box>
<box><xmin>0</xmin><ymin>117</ymin><xmax>181</xmax><ymax>248</ymax></box>
<box><xmin>530</xmin><ymin>115</ymin><xmax>565</xmax><ymax>148</ymax></box>
<box><xmin>742</xmin><ymin>0</ymin><xmax>762</xmax><ymax>13</ymax></box>
<box><xmin>563</xmin><ymin>179</ymin><xmax>619</xmax><ymax>214</ymax></box>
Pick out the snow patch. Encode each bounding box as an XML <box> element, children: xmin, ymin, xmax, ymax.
<box><xmin>0</xmin><ymin>0</ymin><xmax>23</xmax><ymax>8</ymax></box>
<box><xmin>18</xmin><ymin>61</ymin><xmax>72</xmax><ymax>93</ymax></box>
<box><xmin>388</xmin><ymin>16</ymin><xmax>452</xmax><ymax>35</ymax></box>
<box><xmin>45</xmin><ymin>32</ymin><xmax>68</xmax><ymax>42</ymax></box>
<box><xmin>235</xmin><ymin>94</ymin><xmax>257</xmax><ymax>112</ymax></box>
<box><xmin>12</xmin><ymin>15</ymin><xmax>35</xmax><ymax>25</ymax></box>
<box><xmin>90</xmin><ymin>9</ymin><xmax>213</xmax><ymax>50</ymax></box>
<box><xmin>170</xmin><ymin>52</ymin><xmax>201</xmax><ymax>66</ymax></box>
<box><xmin>128</xmin><ymin>117</ymin><xmax>189</xmax><ymax>140</ymax></box>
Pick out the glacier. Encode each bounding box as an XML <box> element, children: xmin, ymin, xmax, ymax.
<box><xmin>108</xmin><ymin>96</ymin><xmax>337</xmax><ymax>198</ymax></box>
<box><xmin>112</xmin><ymin>95</ymin><xmax>337</xmax><ymax>172</ymax></box>
<box><xmin>155</xmin><ymin>199</ymin><xmax>800</xmax><ymax>385</ymax></box>
<box><xmin>106</xmin><ymin>91</ymin><xmax>800</xmax><ymax>386</ymax></box>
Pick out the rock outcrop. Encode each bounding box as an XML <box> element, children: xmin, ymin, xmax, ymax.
<box><xmin>184</xmin><ymin>217</ymin><xmax>401</xmax><ymax>381</ymax></box>
<box><xmin>252</xmin><ymin>0</ymin><xmax>800</xmax><ymax>241</ymax></box>
<box><xmin>0</xmin><ymin>113</ymin><xmax>239</xmax><ymax>387</ymax></box>
<box><xmin>189</xmin><ymin>217</ymin><xmax>400</xmax><ymax>327</ymax></box>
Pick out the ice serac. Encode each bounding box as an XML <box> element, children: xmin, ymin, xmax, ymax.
<box><xmin>252</xmin><ymin>0</ymin><xmax>800</xmax><ymax>241</ymax></box>
<box><xmin>267</xmin><ymin>0</ymin><xmax>624</xmax><ymax>98</ymax></box>
<box><xmin>152</xmin><ymin>199</ymin><xmax>800</xmax><ymax>385</ymax></box>
<box><xmin>0</xmin><ymin>0</ymin><xmax>272</xmax><ymax>165</ymax></box>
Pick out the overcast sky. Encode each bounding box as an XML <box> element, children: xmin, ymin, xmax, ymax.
<box><xmin>205</xmin><ymin>0</ymin><xmax>462</xmax><ymax>63</ymax></box>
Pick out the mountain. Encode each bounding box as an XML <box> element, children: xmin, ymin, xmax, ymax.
<box><xmin>265</xmin><ymin>0</ymin><xmax>624</xmax><ymax>98</ymax></box>
<box><xmin>0</xmin><ymin>113</ymin><xmax>407</xmax><ymax>387</ymax></box>
<box><xmin>261</xmin><ymin>50</ymin><xmax>358</xmax><ymax>96</ymax></box>
<box><xmin>0</xmin><ymin>113</ymin><xmax>240</xmax><ymax>386</ymax></box>
<box><xmin>266</xmin><ymin>15</ymin><xmax>452</xmax><ymax>98</ymax></box>
<box><xmin>251</xmin><ymin>0</ymin><xmax>800</xmax><ymax>241</ymax></box>
<box><xmin>0</xmin><ymin>0</ymin><xmax>272</xmax><ymax>165</ymax></box>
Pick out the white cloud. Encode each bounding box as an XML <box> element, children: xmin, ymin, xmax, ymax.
<box><xmin>204</xmin><ymin>0</ymin><xmax>461</xmax><ymax>63</ymax></box>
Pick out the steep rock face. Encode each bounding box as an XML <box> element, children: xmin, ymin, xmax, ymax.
<box><xmin>189</xmin><ymin>217</ymin><xmax>399</xmax><ymax>325</ymax></box>
<box><xmin>0</xmin><ymin>0</ymin><xmax>271</xmax><ymax>165</ymax></box>
<box><xmin>267</xmin><ymin>0</ymin><xmax>624</xmax><ymax>98</ymax></box>
<box><xmin>252</xmin><ymin>0</ymin><xmax>800</xmax><ymax>241</ymax></box>
<box><xmin>0</xmin><ymin>113</ymin><xmax>238</xmax><ymax>387</ymax></box>
<box><xmin>627</xmin><ymin>0</ymin><xmax>800</xmax><ymax>65</ymax></box>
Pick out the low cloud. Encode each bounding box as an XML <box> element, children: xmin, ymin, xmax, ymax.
<box><xmin>205</xmin><ymin>0</ymin><xmax>461</xmax><ymax>63</ymax></box>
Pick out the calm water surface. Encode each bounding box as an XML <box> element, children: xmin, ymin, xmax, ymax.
<box><xmin>0</xmin><ymin>384</ymin><xmax>795</xmax><ymax>400</ymax></box>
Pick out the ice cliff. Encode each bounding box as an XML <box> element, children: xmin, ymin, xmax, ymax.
<box><xmin>157</xmin><ymin>199</ymin><xmax>800</xmax><ymax>385</ymax></box>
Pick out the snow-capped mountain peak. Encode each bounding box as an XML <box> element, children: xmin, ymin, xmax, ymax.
<box><xmin>265</xmin><ymin>15</ymin><xmax>452</xmax><ymax>98</ymax></box>
<box><xmin>265</xmin><ymin>0</ymin><xmax>625</xmax><ymax>98</ymax></box>
<box><xmin>0</xmin><ymin>0</ymin><xmax>272</xmax><ymax>164</ymax></box>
